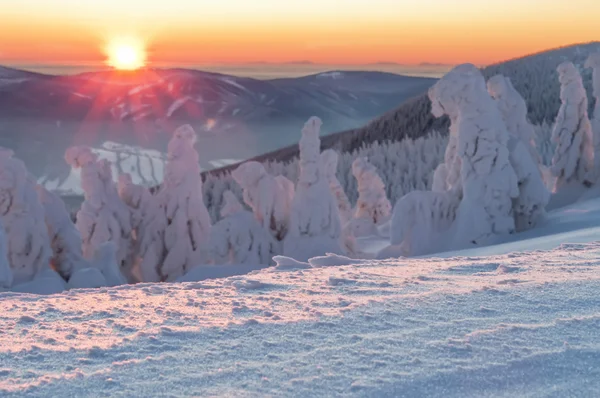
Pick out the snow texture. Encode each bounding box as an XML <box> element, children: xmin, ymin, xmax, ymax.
<box><xmin>65</xmin><ymin>146</ymin><xmax>132</xmax><ymax>281</ymax></box>
<box><xmin>231</xmin><ymin>161</ymin><xmax>294</xmax><ymax>242</ymax></box>
<box><xmin>2</xmin><ymin>231</ymin><xmax>600</xmax><ymax>396</ymax></box>
<box><xmin>36</xmin><ymin>186</ymin><xmax>90</xmax><ymax>281</ymax></box>
<box><xmin>284</xmin><ymin>117</ymin><xmax>343</xmax><ymax>261</ymax></box>
<box><xmin>429</xmin><ymin>64</ymin><xmax>519</xmax><ymax>247</ymax></box>
<box><xmin>0</xmin><ymin>149</ymin><xmax>52</xmax><ymax>286</ymax></box>
<box><xmin>138</xmin><ymin>125</ymin><xmax>212</xmax><ymax>283</ymax></box>
<box><xmin>209</xmin><ymin>191</ymin><xmax>275</xmax><ymax>265</ymax></box>
<box><xmin>551</xmin><ymin>62</ymin><xmax>594</xmax><ymax>190</ymax></box>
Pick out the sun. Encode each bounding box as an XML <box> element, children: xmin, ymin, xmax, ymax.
<box><xmin>105</xmin><ymin>39</ymin><xmax>146</xmax><ymax>70</ymax></box>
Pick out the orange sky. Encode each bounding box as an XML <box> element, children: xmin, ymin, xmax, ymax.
<box><xmin>1</xmin><ymin>0</ymin><xmax>599</xmax><ymax>67</ymax></box>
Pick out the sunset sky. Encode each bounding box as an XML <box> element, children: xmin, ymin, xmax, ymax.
<box><xmin>1</xmin><ymin>0</ymin><xmax>599</xmax><ymax>68</ymax></box>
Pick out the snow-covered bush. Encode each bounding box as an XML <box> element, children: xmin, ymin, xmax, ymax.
<box><xmin>36</xmin><ymin>185</ymin><xmax>88</xmax><ymax>281</ymax></box>
<box><xmin>487</xmin><ymin>75</ymin><xmax>550</xmax><ymax>230</ymax></box>
<box><xmin>430</xmin><ymin>64</ymin><xmax>519</xmax><ymax>246</ymax></box>
<box><xmin>138</xmin><ymin>125</ymin><xmax>212</xmax><ymax>282</ymax></box>
<box><xmin>65</xmin><ymin>146</ymin><xmax>132</xmax><ymax>281</ymax></box>
<box><xmin>349</xmin><ymin>157</ymin><xmax>392</xmax><ymax>236</ymax></box>
<box><xmin>210</xmin><ymin>190</ymin><xmax>275</xmax><ymax>265</ymax></box>
<box><xmin>550</xmin><ymin>62</ymin><xmax>594</xmax><ymax>190</ymax></box>
<box><xmin>586</xmin><ymin>53</ymin><xmax>600</xmax><ymax>167</ymax></box>
<box><xmin>231</xmin><ymin>161</ymin><xmax>294</xmax><ymax>241</ymax></box>
<box><xmin>284</xmin><ymin>117</ymin><xmax>343</xmax><ymax>261</ymax></box>
<box><xmin>0</xmin><ymin>149</ymin><xmax>52</xmax><ymax>285</ymax></box>
<box><xmin>320</xmin><ymin>149</ymin><xmax>352</xmax><ymax>224</ymax></box>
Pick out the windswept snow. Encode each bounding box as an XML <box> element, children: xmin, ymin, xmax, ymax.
<box><xmin>1</xmin><ymin>236</ymin><xmax>600</xmax><ymax>396</ymax></box>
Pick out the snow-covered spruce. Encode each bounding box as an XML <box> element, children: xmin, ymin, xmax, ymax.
<box><xmin>349</xmin><ymin>157</ymin><xmax>392</xmax><ymax>236</ymax></box>
<box><xmin>487</xmin><ymin>75</ymin><xmax>540</xmax><ymax>162</ymax></box>
<box><xmin>586</xmin><ymin>53</ymin><xmax>600</xmax><ymax>171</ymax></box>
<box><xmin>210</xmin><ymin>190</ymin><xmax>275</xmax><ymax>265</ymax></box>
<box><xmin>0</xmin><ymin>149</ymin><xmax>52</xmax><ymax>285</ymax></box>
<box><xmin>550</xmin><ymin>62</ymin><xmax>594</xmax><ymax>190</ymax></box>
<box><xmin>430</xmin><ymin>79</ymin><xmax>462</xmax><ymax>195</ymax></box>
<box><xmin>320</xmin><ymin>149</ymin><xmax>357</xmax><ymax>254</ymax></box>
<box><xmin>381</xmin><ymin>190</ymin><xmax>459</xmax><ymax>257</ymax></box>
<box><xmin>118</xmin><ymin>173</ymin><xmax>154</xmax><ymax>279</ymax></box>
<box><xmin>487</xmin><ymin>75</ymin><xmax>550</xmax><ymax>230</ymax></box>
<box><xmin>138</xmin><ymin>125</ymin><xmax>212</xmax><ymax>282</ymax></box>
<box><xmin>36</xmin><ymin>185</ymin><xmax>88</xmax><ymax>281</ymax></box>
<box><xmin>283</xmin><ymin>117</ymin><xmax>344</xmax><ymax>261</ymax></box>
<box><xmin>320</xmin><ymin>149</ymin><xmax>352</xmax><ymax>224</ymax></box>
<box><xmin>0</xmin><ymin>222</ymin><xmax>12</xmax><ymax>289</ymax></box>
<box><xmin>231</xmin><ymin>161</ymin><xmax>294</xmax><ymax>242</ymax></box>
<box><xmin>65</xmin><ymin>146</ymin><xmax>133</xmax><ymax>282</ymax></box>
<box><xmin>429</xmin><ymin>64</ymin><xmax>519</xmax><ymax>247</ymax></box>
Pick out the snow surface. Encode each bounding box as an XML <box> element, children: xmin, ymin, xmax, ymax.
<box><xmin>2</xmin><ymin>196</ymin><xmax>600</xmax><ymax>396</ymax></box>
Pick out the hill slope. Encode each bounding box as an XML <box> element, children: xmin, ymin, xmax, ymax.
<box><xmin>207</xmin><ymin>42</ymin><xmax>600</xmax><ymax>172</ymax></box>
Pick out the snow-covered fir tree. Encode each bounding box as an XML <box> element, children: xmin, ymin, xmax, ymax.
<box><xmin>36</xmin><ymin>185</ymin><xmax>88</xmax><ymax>281</ymax></box>
<box><xmin>118</xmin><ymin>173</ymin><xmax>154</xmax><ymax>280</ymax></box>
<box><xmin>320</xmin><ymin>149</ymin><xmax>352</xmax><ymax>224</ymax></box>
<box><xmin>430</xmin><ymin>64</ymin><xmax>519</xmax><ymax>246</ymax></box>
<box><xmin>138</xmin><ymin>125</ymin><xmax>212</xmax><ymax>282</ymax></box>
<box><xmin>231</xmin><ymin>161</ymin><xmax>294</xmax><ymax>242</ymax></box>
<box><xmin>349</xmin><ymin>157</ymin><xmax>392</xmax><ymax>236</ymax></box>
<box><xmin>383</xmin><ymin>190</ymin><xmax>459</xmax><ymax>257</ymax></box>
<box><xmin>283</xmin><ymin>117</ymin><xmax>344</xmax><ymax>261</ymax></box>
<box><xmin>0</xmin><ymin>223</ymin><xmax>12</xmax><ymax>289</ymax></box>
<box><xmin>586</xmin><ymin>53</ymin><xmax>600</xmax><ymax>168</ymax></box>
<box><xmin>487</xmin><ymin>74</ymin><xmax>550</xmax><ymax>230</ymax></box>
<box><xmin>430</xmin><ymin>81</ymin><xmax>462</xmax><ymax>195</ymax></box>
<box><xmin>551</xmin><ymin>61</ymin><xmax>594</xmax><ymax>190</ymax></box>
<box><xmin>0</xmin><ymin>149</ymin><xmax>52</xmax><ymax>285</ymax></box>
<box><xmin>65</xmin><ymin>146</ymin><xmax>133</xmax><ymax>281</ymax></box>
<box><xmin>210</xmin><ymin>190</ymin><xmax>275</xmax><ymax>265</ymax></box>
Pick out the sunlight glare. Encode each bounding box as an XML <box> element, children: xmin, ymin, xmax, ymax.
<box><xmin>105</xmin><ymin>38</ymin><xmax>146</xmax><ymax>70</ymax></box>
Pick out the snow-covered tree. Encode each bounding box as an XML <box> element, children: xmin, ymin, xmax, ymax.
<box><xmin>430</xmin><ymin>80</ymin><xmax>462</xmax><ymax>195</ymax></box>
<box><xmin>0</xmin><ymin>224</ymin><xmax>12</xmax><ymax>289</ymax></box>
<box><xmin>210</xmin><ymin>190</ymin><xmax>275</xmax><ymax>265</ymax></box>
<box><xmin>0</xmin><ymin>149</ymin><xmax>52</xmax><ymax>285</ymax></box>
<box><xmin>350</xmin><ymin>157</ymin><xmax>392</xmax><ymax>235</ymax></box>
<box><xmin>550</xmin><ymin>61</ymin><xmax>594</xmax><ymax>190</ymax></box>
<box><xmin>118</xmin><ymin>173</ymin><xmax>154</xmax><ymax>280</ymax></box>
<box><xmin>284</xmin><ymin>117</ymin><xmax>343</xmax><ymax>261</ymax></box>
<box><xmin>231</xmin><ymin>161</ymin><xmax>294</xmax><ymax>241</ymax></box>
<box><xmin>487</xmin><ymin>75</ymin><xmax>539</xmax><ymax>161</ymax></box>
<box><xmin>65</xmin><ymin>146</ymin><xmax>132</xmax><ymax>282</ymax></box>
<box><xmin>487</xmin><ymin>75</ymin><xmax>550</xmax><ymax>230</ymax></box>
<box><xmin>36</xmin><ymin>185</ymin><xmax>88</xmax><ymax>281</ymax></box>
<box><xmin>138</xmin><ymin>125</ymin><xmax>212</xmax><ymax>282</ymax></box>
<box><xmin>429</xmin><ymin>64</ymin><xmax>519</xmax><ymax>246</ymax></box>
<box><xmin>585</xmin><ymin>53</ymin><xmax>600</xmax><ymax>171</ymax></box>
<box><xmin>320</xmin><ymin>149</ymin><xmax>352</xmax><ymax>224</ymax></box>
<box><xmin>385</xmin><ymin>190</ymin><xmax>459</xmax><ymax>257</ymax></box>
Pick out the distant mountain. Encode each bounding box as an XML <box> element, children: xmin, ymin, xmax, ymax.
<box><xmin>207</xmin><ymin>42</ymin><xmax>600</xmax><ymax>171</ymax></box>
<box><xmin>0</xmin><ymin>66</ymin><xmax>434</xmax><ymax>191</ymax></box>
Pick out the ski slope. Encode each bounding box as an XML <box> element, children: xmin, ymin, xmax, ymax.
<box><xmin>2</xmin><ymin>198</ymin><xmax>600</xmax><ymax>396</ymax></box>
